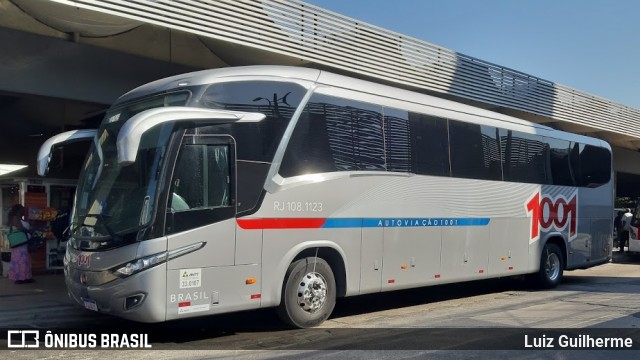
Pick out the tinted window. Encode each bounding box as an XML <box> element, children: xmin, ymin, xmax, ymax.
<box><xmin>280</xmin><ymin>94</ymin><xmax>385</xmax><ymax>177</ymax></box>
<box><xmin>449</xmin><ymin>121</ymin><xmax>502</xmax><ymax>180</ymax></box>
<box><xmin>107</xmin><ymin>91</ymin><xmax>191</xmax><ymax>124</ymax></box>
<box><xmin>410</xmin><ymin>113</ymin><xmax>450</xmax><ymax>176</ymax></box>
<box><xmin>279</xmin><ymin>92</ymin><xmax>610</xmax><ymax>188</ymax></box>
<box><xmin>383</xmin><ymin>108</ymin><xmax>411</xmax><ymax>173</ymax></box>
<box><xmin>570</xmin><ymin>143</ymin><xmax>611</xmax><ymax>187</ymax></box>
<box><xmin>546</xmin><ymin>137</ymin><xmax>574</xmax><ymax>186</ymax></box>
<box><xmin>384</xmin><ymin>110</ymin><xmax>450</xmax><ymax>176</ymax></box>
<box><xmin>199</xmin><ymin>81</ymin><xmax>306</xmax><ymax>162</ymax></box>
<box><xmin>166</xmin><ymin>136</ymin><xmax>236</xmax><ymax>234</ymax></box>
<box><xmin>501</xmin><ymin>130</ymin><xmax>549</xmax><ymax>184</ymax></box>
<box><xmin>171</xmin><ymin>143</ymin><xmax>231</xmax><ymax>211</ymax></box>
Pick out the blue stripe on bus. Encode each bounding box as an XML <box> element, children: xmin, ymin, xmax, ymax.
<box><xmin>322</xmin><ymin>218</ymin><xmax>490</xmax><ymax>228</ymax></box>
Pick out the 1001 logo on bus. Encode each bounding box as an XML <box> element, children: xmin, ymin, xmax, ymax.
<box><xmin>525</xmin><ymin>191</ymin><xmax>578</xmax><ymax>241</ymax></box>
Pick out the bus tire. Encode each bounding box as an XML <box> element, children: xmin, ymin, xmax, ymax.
<box><xmin>533</xmin><ymin>242</ymin><xmax>564</xmax><ymax>289</ymax></box>
<box><xmin>277</xmin><ymin>257</ymin><xmax>336</xmax><ymax>328</ymax></box>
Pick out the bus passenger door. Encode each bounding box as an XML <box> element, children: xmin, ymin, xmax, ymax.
<box><xmin>165</xmin><ymin>134</ymin><xmax>236</xmax><ymax>269</ymax></box>
<box><xmin>164</xmin><ymin>134</ymin><xmax>250</xmax><ymax>319</ymax></box>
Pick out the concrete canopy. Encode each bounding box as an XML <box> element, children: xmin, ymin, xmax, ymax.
<box><xmin>1</xmin><ymin>0</ymin><xmax>640</xmax><ymax>193</ymax></box>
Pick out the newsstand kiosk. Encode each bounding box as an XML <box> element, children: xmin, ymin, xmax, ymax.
<box><xmin>1</xmin><ymin>179</ymin><xmax>74</xmax><ymax>275</ymax></box>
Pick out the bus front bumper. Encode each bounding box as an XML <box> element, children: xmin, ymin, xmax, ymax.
<box><xmin>65</xmin><ymin>264</ymin><xmax>167</xmax><ymax>323</ymax></box>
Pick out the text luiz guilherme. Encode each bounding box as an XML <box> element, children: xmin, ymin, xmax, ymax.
<box><xmin>525</xmin><ymin>334</ymin><xmax>633</xmax><ymax>349</ymax></box>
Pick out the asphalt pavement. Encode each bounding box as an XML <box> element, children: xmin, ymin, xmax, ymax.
<box><xmin>0</xmin><ymin>249</ymin><xmax>638</xmax><ymax>329</ymax></box>
<box><xmin>0</xmin><ymin>249</ymin><xmax>639</xmax><ymax>359</ymax></box>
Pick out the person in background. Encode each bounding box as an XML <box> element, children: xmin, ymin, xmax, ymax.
<box><xmin>614</xmin><ymin>210</ymin><xmax>624</xmax><ymax>249</ymax></box>
<box><xmin>51</xmin><ymin>207</ymin><xmax>70</xmax><ymax>244</ymax></box>
<box><xmin>7</xmin><ymin>204</ymin><xmax>34</xmax><ymax>284</ymax></box>
<box><xmin>621</xmin><ymin>208</ymin><xmax>634</xmax><ymax>253</ymax></box>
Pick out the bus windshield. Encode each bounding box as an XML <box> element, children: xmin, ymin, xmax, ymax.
<box><xmin>71</xmin><ymin>92</ymin><xmax>190</xmax><ymax>246</ymax></box>
<box><xmin>71</xmin><ymin>80</ymin><xmax>308</xmax><ymax>247</ymax></box>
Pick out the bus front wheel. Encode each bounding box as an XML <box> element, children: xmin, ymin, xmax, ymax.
<box><xmin>277</xmin><ymin>257</ymin><xmax>336</xmax><ymax>328</ymax></box>
<box><xmin>533</xmin><ymin>242</ymin><xmax>564</xmax><ymax>289</ymax></box>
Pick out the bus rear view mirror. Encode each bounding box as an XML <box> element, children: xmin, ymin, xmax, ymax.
<box><xmin>37</xmin><ymin>129</ymin><xmax>97</xmax><ymax>176</ymax></box>
<box><xmin>116</xmin><ymin>106</ymin><xmax>264</xmax><ymax>165</ymax></box>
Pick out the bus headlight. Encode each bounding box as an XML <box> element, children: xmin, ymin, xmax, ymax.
<box><xmin>111</xmin><ymin>242</ymin><xmax>205</xmax><ymax>278</ymax></box>
<box><xmin>113</xmin><ymin>252</ymin><xmax>168</xmax><ymax>277</ymax></box>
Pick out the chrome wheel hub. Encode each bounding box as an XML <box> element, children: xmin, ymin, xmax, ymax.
<box><xmin>297</xmin><ymin>272</ymin><xmax>327</xmax><ymax>313</ymax></box>
<box><xmin>545</xmin><ymin>251</ymin><xmax>560</xmax><ymax>281</ymax></box>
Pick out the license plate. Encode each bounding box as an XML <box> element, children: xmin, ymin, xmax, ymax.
<box><xmin>82</xmin><ymin>298</ymin><xmax>98</xmax><ymax>312</ymax></box>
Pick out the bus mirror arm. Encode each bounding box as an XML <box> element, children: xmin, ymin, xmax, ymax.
<box><xmin>116</xmin><ymin>107</ymin><xmax>265</xmax><ymax>165</ymax></box>
<box><xmin>37</xmin><ymin>129</ymin><xmax>98</xmax><ymax>176</ymax></box>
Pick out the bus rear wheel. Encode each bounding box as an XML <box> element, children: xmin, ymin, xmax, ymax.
<box><xmin>533</xmin><ymin>242</ymin><xmax>564</xmax><ymax>289</ymax></box>
<box><xmin>277</xmin><ymin>257</ymin><xmax>336</xmax><ymax>328</ymax></box>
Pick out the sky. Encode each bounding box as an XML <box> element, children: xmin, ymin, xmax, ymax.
<box><xmin>303</xmin><ymin>0</ymin><xmax>640</xmax><ymax>109</ymax></box>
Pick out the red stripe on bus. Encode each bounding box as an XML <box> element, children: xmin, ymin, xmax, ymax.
<box><xmin>237</xmin><ymin>218</ymin><xmax>326</xmax><ymax>230</ymax></box>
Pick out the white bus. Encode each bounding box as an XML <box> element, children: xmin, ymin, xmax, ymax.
<box><xmin>38</xmin><ymin>66</ymin><xmax>613</xmax><ymax>328</ymax></box>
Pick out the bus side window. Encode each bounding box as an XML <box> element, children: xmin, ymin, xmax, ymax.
<box><xmin>171</xmin><ymin>143</ymin><xmax>231</xmax><ymax>211</ymax></box>
<box><xmin>166</xmin><ymin>139</ymin><xmax>235</xmax><ymax>234</ymax></box>
<box><xmin>570</xmin><ymin>142</ymin><xmax>611</xmax><ymax>187</ymax></box>
<box><xmin>280</xmin><ymin>94</ymin><xmax>385</xmax><ymax>177</ymax></box>
<box><xmin>501</xmin><ymin>130</ymin><xmax>550</xmax><ymax>184</ymax></box>
<box><xmin>546</xmin><ymin>137</ymin><xmax>573</xmax><ymax>186</ymax></box>
<box><xmin>449</xmin><ymin>121</ymin><xmax>502</xmax><ymax>181</ymax></box>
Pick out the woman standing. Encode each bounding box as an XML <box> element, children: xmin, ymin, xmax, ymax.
<box><xmin>8</xmin><ymin>204</ymin><xmax>34</xmax><ymax>284</ymax></box>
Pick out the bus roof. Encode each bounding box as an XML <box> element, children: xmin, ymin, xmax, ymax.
<box><xmin>116</xmin><ymin>65</ymin><xmax>609</xmax><ymax>150</ymax></box>
<box><xmin>117</xmin><ymin>66</ymin><xmax>322</xmax><ymax>103</ymax></box>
